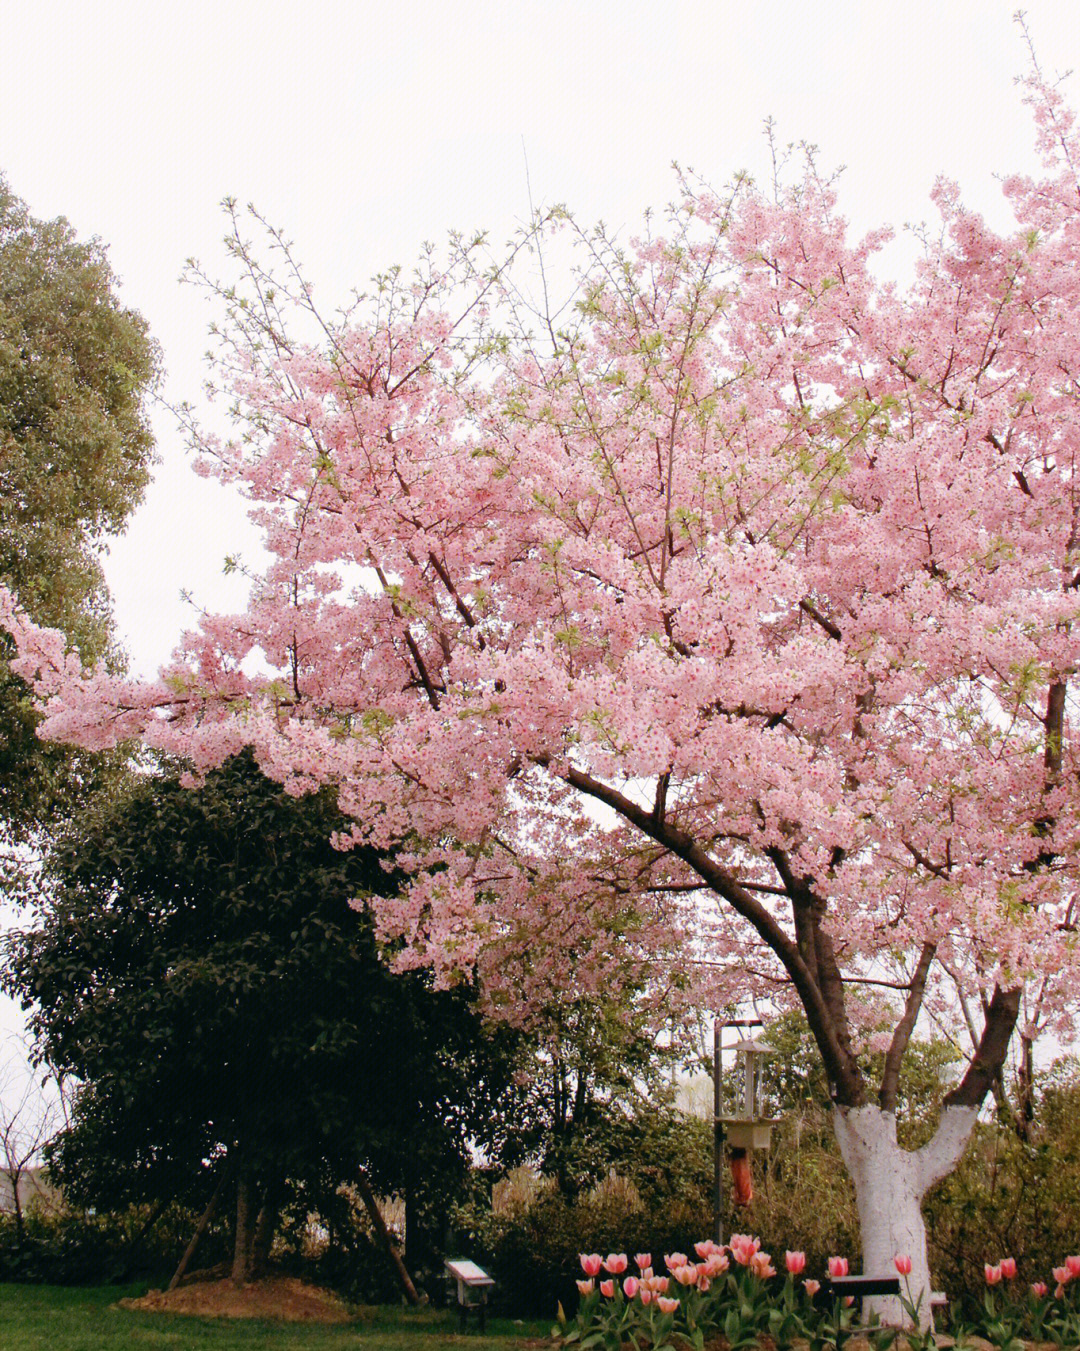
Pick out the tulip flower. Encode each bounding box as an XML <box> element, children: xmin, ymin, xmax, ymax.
<box><xmin>656</xmin><ymin>1296</ymin><xmax>680</xmax><ymax>1315</ymax></box>
<box><xmin>623</xmin><ymin>1276</ymin><xmax>639</xmax><ymax>1299</ymax></box>
<box><xmin>599</xmin><ymin>1280</ymin><xmax>615</xmax><ymax>1298</ymax></box>
<box><xmin>576</xmin><ymin>1279</ymin><xmax>594</xmax><ymax>1296</ymax></box>
<box><xmin>694</xmin><ymin>1240</ymin><xmax>718</xmax><ymax>1259</ymax></box>
<box><xmin>634</xmin><ymin>1253</ymin><xmax>652</xmax><ymax>1271</ymax></box>
<box><xmin>985</xmin><ymin>1264</ymin><xmax>1003</xmax><ymax>1286</ymax></box>
<box><xmin>827</xmin><ymin>1256</ymin><xmax>849</xmax><ymax>1279</ymax></box>
<box><xmin>804</xmin><ymin>1279</ymin><xmax>821</xmax><ymax>1297</ymax></box>
<box><xmin>648</xmin><ymin>1275</ymin><xmax>669</xmax><ymax>1294</ymax></box>
<box><xmin>1000</xmin><ymin>1256</ymin><xmax>1017</xmax><ymax>1280</ymax></box>
<box><xmin>664</xmin><ymin>1252</ymin><xmax>688</xmax><ymax>1271</ymax></box>
<box><xmin>1032</xmin><ymin>1281</ymin><xmax>1048</xmax><ymax>1297</ymax></box>
<box><xmin>1052</xmin><ymin>1266</ymin><xmax>1071</xmax><ymax>1286</ymax></box>
<box><xmin>728</xmin><ymin>1233</ymin><xmax>761</xmax><ymax>1265</ymax></box>
<box><xmin>1056</xmin><ymin>1284</ymin><xmax>1068</xmax><ymax>1300</ymax></box>
<box><xmin>697</xmin><ymin>1275</ymin><xmax>710</xmax><ymax>1293</ymax></box>
<box><xmin>704</xmin><ymin>1253</ymin><xmax>730</xmax><ymax>1277</ymax></box>
<box><xmin>786</xmin><ymin>1250</ymin><xmax>807</xmax><ymax>1276</ymax></box>
<box><xmin>673</xmin><ymin>1264</ymin><xmax>698</xmax><ymax>1286</ymax></box>
<box><xmin>750</xmin><ymin>1251</ymin><xmax>776</xmax><ymax>1279</ymax></box>
<box><xmin>894</xmin><ymin>1255</ymin><xmax>912</xmax><ymax>1277</ymax></box>
<box><xmin>603</xmin><ymin>1253</ymin><xmax>628</xmax><ymax>1275</ymax></box>
<box><xmin>843</xmin><ymin>1296</ymin><xmax>855</xmax><ymax>1308</ymax></box>
<box><xmin>640</xmin><ymin>1288</ymin><xmax>653</xmax><ymax>1306</ymax></box>
<box><xmin>1067</xmin><ymin>1255</ymin><xmax>1080</xmax><ymax>1278</ymax></box>
<box><xmin>580</xmin><ymin>1253</ymin><xmax>602</xmax><ymax>1277</ymax></box>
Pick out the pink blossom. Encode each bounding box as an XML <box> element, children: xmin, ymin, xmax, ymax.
<box><xmin>804</xmin><ymin>1279</ymin><xmax>821</xmax><ymax>1298</ymax></box>
<box><xmin>728</xmin><ymin>1234</ymin><xmax>761</xmax><ymax>1266</ymax></box>
<box><xmin>600</xmin><ymin>1280</ymin><xmax>615</xmax><ymax>1298</ymax></box>
<box><xmin>673</xmin><ymin>1264</ymin><xmax>698</xmax><ymax>1286</ymax></box>
<box><xmin>894</xmin><ymin>1255</ymin><xmax>912</xmax><ymax>1277</ymax></box>
<box><xmin>580</xmin><ymin>1254</ymin><xmax>602</xmax><ymax>1278</ymax></box>
<box><xmin>1067</xmin><ymin>1255</ymin><xmax>1080</xmax><ymax>1278</ymax></box>
<box><xmin>623</xmin><ymin>1277</ymin><xmax>639</xmax><ymax>1299</ymax></box>
<box><xmin>786</xmin><ymin>1251</ymin><xmax>807</xmax><ymax>1276</ymax></box>
<box><xmin>827</xmin><ymin>1256</ymin><xmax>849</xmax><ymax>1279</ymax></box>
<box><xmin>634</xmin><ymin>1253</ymin><xmax>652</xmax><ymax>1271</ymax></box>
<box><xmin>1052</xmin><ymin>1266</ymin><xmax>1071</xmax><ymax>1286</ymax></box>
<box><xmin>656</xmin><ymin>1296</ymin><xmax>680</xmax><ymax>1315</ymax></box>
<box><xmin>704</xmin><ymin>1253</ymin><xmax>730</xmax><ymax>1277</ymax></box>
<box><xmin>1031</xmin><ymin>1281</ymin><xmax>1048</xmax><ymax>1298</ymax></box>
<box><xmin>576</xmin><ymin>1279</ymin><xmax>594</xmax><ymax>1296</ymax></box>
<box><xmin>664</xmin><ymin>1252</ymin><xmax>688</xmax><ymax>1271</ymax></box>
<box><xmin>640</xmin><ymin>1288</ymin><xmax>653</xmax><ymax>1306</ymax></box>
<box><xmin>603</xmin><ymin>1253</ymin><xmax>628</xmax><ymax>1275</ymax></box>
<box><xmin>1000</xmin><ymin>1256</ymin><xmax>1017</xmax><ymax>1280</ymax></box>
<box><xmin>985</xmin><ymin>1265</ymin><xmax>1003</xmax><ymax>1286</ymax></box>
<box><xmin>648</xmin><ymin>1276</ymin><xmax>670</xmax><ymax>1294</ymax></box>
<box><xmin>750</xmin><ymin>1252</ymin><xmax>776</xmax><ymax>1280</ymax></box>
<box><xmin>694</xmin><ymin>1240</ymin><xmax>719</xmax><ymax>1259</ymax></box>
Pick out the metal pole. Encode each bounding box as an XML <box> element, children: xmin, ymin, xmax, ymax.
<box><xmin>713</xmin><ymin>1018</ymin><xmax>723</xmax><ymax>1246</ymax></box>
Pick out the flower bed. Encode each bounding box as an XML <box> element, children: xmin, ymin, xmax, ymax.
<box><xmin>551</xmin><ymin>1237</ymin><xmax>1080</xmax><ymax>1350</ymax></box>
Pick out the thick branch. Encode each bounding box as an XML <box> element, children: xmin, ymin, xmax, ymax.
<box><xmin>550</xmin><ymin>759</ymin><xmax>866</xmax><ymax>1105</ymax></box>
<box><xmin>879</xmin><ymin>941</ymin><xmax>937</xmax><ymax>1111</ymax></box>
<box><xmin>943</xmin><ymin>984</ymin><xmax>1022</xmax><ymax>1110</ymax></box>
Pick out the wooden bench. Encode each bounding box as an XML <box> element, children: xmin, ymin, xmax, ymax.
<box><xmin>445</xmin><ymin>1258</ymin><xmax>496</xmax><ymax>1332</ymax></box>
<box><xmin>825</xmin><ymin>1278</ymin><xmax>948</xmax><ymax>1339</ymax></box>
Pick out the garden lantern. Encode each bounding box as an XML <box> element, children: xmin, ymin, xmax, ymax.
<box><xmin>719</xmin><ymin>1035</ymin><xmax>779</xmax><ymax>1150</ymax></box>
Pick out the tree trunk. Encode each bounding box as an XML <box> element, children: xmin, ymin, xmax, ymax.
<box><xmin>232</xmin><ymin>1173</ymin><xmax>255</xmax><ymax>1285</ymax></box>
<box><xmin>250</xmin><ymin>1185</ymin><xmax>278</xmax><ymax>1280</ymax></box>
<box><xmin>169</xmin><ymin>1171</ymin><xmax>228</xmax><ymax>1290</ymax></box>
<box><xmin>355</xmin><ymin>1170</ymin><xmax>422</xmax><ymax>1305</ymax></box>
<box><xmin>832</xmin><ymin>1104</ymin><xmax>977</xmax><ymax>1330</ymax></box>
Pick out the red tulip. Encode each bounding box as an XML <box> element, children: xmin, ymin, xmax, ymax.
<box><xmin>894</xmin><ymin>1255</ymin><xmax>912</xmax><ymax>1277</ymax></box>
<box><xmin>786</xmin><ymin>1250</ymin><xmax>807</xmax><ymax>1276</ymax></box>
<box><xmin>1067</xmin><ymin>1255</ymin><xmax>1080</xmax><ymax>1278</ymax></box>
<box><xmin>827</xmin><ymin>1256</ymin><xmax>849</xmax><ymax>1279</ymax></box>
<box><xmin>1000</xmin><ymin>1256</ymin><xmax>1017</xmax><ymax>1280</ymax></box>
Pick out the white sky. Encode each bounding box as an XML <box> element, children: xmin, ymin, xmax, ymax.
<box><xmin>2</xmin><ymin>0</ymin><xmax>1079</xmax><ymax>1083</ymax></box>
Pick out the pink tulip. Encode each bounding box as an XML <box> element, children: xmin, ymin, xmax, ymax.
<box><xmin>1052</xmin><ymin>1266</ymin><xmax>1071</xmax><ymax>1286</ymax></box>
<box><xmin>656</xmin><ymin>1296</ymin><xmax>680</xmax><ymax>1315</ymax></box>
<box><xmin>697</xmin><ymin>1275</ymin><xmax>710</xmax><ymax>1293</ymax></box>
<box><xmin>804</xmin><ymin>1279</ymin><xmax>821</xmax><ymax>1298</ymax></box>
<box><xmin>785</xmin><ymin>1250</ymin><xmax>807</xmax><ymax>1276</ymax></box>
<box><xmin>843</xmin><ymin>1296</ymin><xmax>855</xmax><ymax>1308</ymax></box>
<box><xmin>750</xmin><ymin>1251</ymin><xmax>776</xmax><ymax>1279</ymax></box>
<box><xmin>1031</xmin><ymin>1281</ymin><xmax>1048</xmax><ymax>1298</ymax></box>
<box><xmin>634</xmin><ymin>1253</ymin><xmax>652</xmax><ymax>1271</ymax></box>
<box><xmin>1000</xmin><ymin>1256</ymin><xmax>1017</xmax><ymax>1280</ymax></box>
<box><xmin>600</xmin><ymin>1280</ymin><xmax>615</xmax><ymax>1298</ymax></box>
<box><xmin>1067</xmin><ymin>1255</ymin><xmax>1080</xmax><ymax>1278</ymax></box>
<box><xmin>985</xmin><ymin>1264</ymin><xmax>1003</xmax><ymax>1286</ymax></box>
<box><xmin>649</xmin><ymin>1275</ymin><xmax>669</xmax><ymax>1294</ymax></box>
<box><xmin>704</xmin><ymin>1253</ymin><xmax>730</xmax><ymax>1277</ymax></box>
<box><xmin>576</xmin><ymin>1279</ymin><xmax>594</xmax><ymax>1296</ymax></box>
<box><xmin>640</xmin><ymin>1288</ymin><xmax>653</xmax><ymax>1306</ymax></box>
<box><xmin>694</xmin><ymin>1240</ymin><xmax>718</xmax><ymax>1259</ymax></box>
<box><xmin>603</xmin><ymin>1253</ymin><xmax>628</xmax><ymax>1275</ymax></box>
<box><xmin>894</xmin><ymin>1255</ymin><xmax>912</xmax><ymax>1277</ymax></box>
<box><xmin>580</xmin><ymin>1253</ymin><xmax>602</xmax><ymax>1278</ymax></box>
<box><xmin>1056</xmin><ymin>1284</ymin><xmax>1068</xmax><ymax>1300</ymax></box>
<box><xmin>664</xmin><ymin>1252</ymin><xmax>688</xmax><ymax>1271</ymax></box>
<box><xmin>728</xmin><ymin>1234</ymin><xmax>761</xmax><ymax>1266</ymax></box>
<box><xmin>673</xmin><ymin>1264</ymin><xmax>698</xmax><ymax>1286</ymax></box>
<box><xmin>623</xmin><ymin>1276</ymin><xmax>639</xmax><ymax>1299</ymax></box>
<box><xmin>827</xmin><ymin>1256</ymin><xmax>849</xmax><ymax>1279</ymax></box>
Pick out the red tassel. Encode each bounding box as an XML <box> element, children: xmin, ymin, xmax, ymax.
<box><xmin>729</xmin><ymin>1148</ymin><xmax>753</xmax><ymax>1206</ymax></box>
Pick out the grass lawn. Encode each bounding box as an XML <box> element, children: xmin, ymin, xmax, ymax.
<box><xmin>0</xmin><ymin>1284</ymin><xmax>551</xmax><ymax>1351</ymax></box>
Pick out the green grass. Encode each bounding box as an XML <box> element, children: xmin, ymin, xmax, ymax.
<box><xmin>0</xmin><ymin>1284</ymin><xmax>551</xmax><ymax>1351</ymax></box>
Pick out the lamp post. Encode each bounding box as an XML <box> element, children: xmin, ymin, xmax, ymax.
<box><xmin>713</xmin><ymin>1018</ymin><xmax>778</xmax><ymax>1244</ymax></box>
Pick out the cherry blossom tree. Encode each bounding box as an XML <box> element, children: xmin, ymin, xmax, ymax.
<box><xmin>5</xmin><ymin>64</ymin><xmax>1080</xmax><ymax>1325</ymax></box>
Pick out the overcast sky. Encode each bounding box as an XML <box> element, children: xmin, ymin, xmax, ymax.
<box><xmin>2</xmin><ymin>0</ymin><xmax>1079</xmax><ymax>1070</ymax></box>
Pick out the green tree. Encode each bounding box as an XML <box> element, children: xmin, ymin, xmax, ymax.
<box><xmin>3</xmin><ymin>751</ymin><xmax>520</xmax><ymax>1286</ymax></box>
<box><xmin>0</xmin><ymin>176</ymin><xmax>157</xmax><ymax>851</ymax></box>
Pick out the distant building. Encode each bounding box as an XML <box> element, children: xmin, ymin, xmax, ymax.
<box><xmin>0</xmin><ymin>1166</ymin><xmax>61</xmax><ymax>1215</ymax></box>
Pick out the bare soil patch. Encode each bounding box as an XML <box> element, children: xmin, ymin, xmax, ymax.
<box><xmin>117</xmin><ymin>1273</ymin><xmax>355</xmax><ymax>1323</ymax></box>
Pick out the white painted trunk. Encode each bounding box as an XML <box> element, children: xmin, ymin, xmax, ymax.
<box><xmin>832</xmin><ymin>1104</ymin><xmax>977</xmax><ymax>1330</ymax></box>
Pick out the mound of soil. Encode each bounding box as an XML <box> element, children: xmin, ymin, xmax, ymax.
<box><xmin>117</xmin><ymin>1274</ymin><xmax>354</xmax><ymax>1323</ymax></box>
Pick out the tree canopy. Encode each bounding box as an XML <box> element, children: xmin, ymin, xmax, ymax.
<box><xmin>0</xmin><ymin>176</ymin><xmax>157</xmax><ymax>844</ymax></box>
